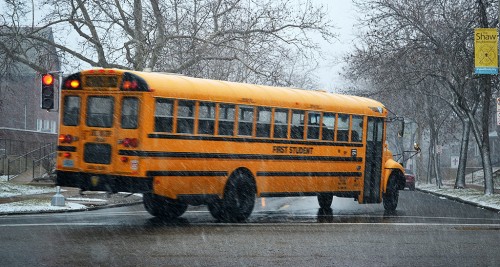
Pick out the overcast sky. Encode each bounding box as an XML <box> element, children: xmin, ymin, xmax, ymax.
<box><xmin>316</xmin><ymin>0</ymin><xmax>357</xmax><ymax>90</ymax></box>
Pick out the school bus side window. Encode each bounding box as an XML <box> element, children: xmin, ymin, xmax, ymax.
<box><xmin>291</xmin><ymin>110</ymin><xmax>305</xmax><ymax>139</ymax></box>
<box><xmin>177</xmin><ymin>100</ymin><xmax>195</xmax><ymax>134</ymax></box>
<box><xmin>351</xmin><ymin>115</ymin><xmax>363</xmax><ymax>142</ymax></box>
<box><xmin>63</xmin><ymin>96</ymin><xmax>80</xmax><ymax>126</ymax></box>
<box><xmin>322</xmin><ymin>112</ymin><xmax>335</xmax><ymax>140</ymax></box>
<box><xmin>198</xmin><ymin>102</ymin><xmax>216</xmax><ymax>135</ymax></box>
<box><xmin>307</xmin><ymin>112</ymin><xmax>321</xmax><ymax>140</ymax></box>
<box><xmin>273</xmin><ymin>109</ymin><xmax>289</xmax><ymax>138</ymax></box>
<box><xmin>121</xmin><ymin>97</ymin><xmax>139</xmax><ymax>129</ymax></box>
<box><xmin>256</xmin><ymin>107</ymin><xmax>272</xmax><ymax>138</ymax></box>
<box><xmin>337</xmin><ymin>114</ymin><xmax>350</xmax><ymax>142</ymax></box>
<box><xmin>154</xmin><ymin>99</ymin><xmax>173</xmax><ymax>132</ymax></box>
<box><xmin>238</xmin><ymin>105</ymin><xmax>254</xmax><ymax>136</ymax></box>
<box><xmin>218</xmin><ymin>104</ymin><xmax>235</xmax><ymax>136</ymax></box>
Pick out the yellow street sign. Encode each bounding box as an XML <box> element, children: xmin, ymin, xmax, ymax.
<box><xmin>474</xmin><ymin>28</ymin><xmax>498</xmax><ymax>74</ymax></box>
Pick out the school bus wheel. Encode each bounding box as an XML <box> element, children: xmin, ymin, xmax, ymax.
<box><xmin>317</xmin><ymin>193</ymin><xmax>334</xmax><ymax>209</ymax></box>
<box><xmin>143</xmin><ymin>193</ymin><xmax>188</xmax><ymax>220</ymax></box>
<box><xmin>215</xmin><ymin>169</ymin><xmax>256</xmax><ymax>222</ymax></box>
<box><xmin>382</xmin><ymin>173</ymin><xmax>399</xmax><ymax>211</ymax></box>
<box><xmin>207</xmin><ymin>198</ymin><xmax>226</xmax><ymax>221</ymax></box>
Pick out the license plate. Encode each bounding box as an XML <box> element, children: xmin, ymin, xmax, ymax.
<box><xmin>63</xmin><ymin>159</ymin><xmax>74</xmax><ymax>167</ymax></box>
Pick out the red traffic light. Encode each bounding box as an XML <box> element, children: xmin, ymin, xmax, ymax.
<box><xmin>42</xmin><ymin>73</ymin><xmax>54</xmax><ymax>86</ymax></box>
<box><xmin>41</xmin><ymin>73</ymin><xmax>55</xmax><ymax>110</ymax></box>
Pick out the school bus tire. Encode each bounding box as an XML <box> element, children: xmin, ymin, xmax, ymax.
<box><xmin>207</xmin><ymin>198</ymin><xmax>226</xmax><ymax>221</ymax></box>
<box><xmin>317</xmin><ymin>193</ymin><xmax>334</xmax><ymax>209</ymax></box>
<box><xmin>218</xmin><ymin>169</ymin><xmax>256</xmax><ymax>222</ymax></box>
<box><xmin>143</xmin><ymin>193</ymin><xmax>188</xmax><ymax>220</ymax></box>
<box><xmin>382</xmin><ymin>173</ymin><xmax>399</xmax><ymax>211</ymax></box>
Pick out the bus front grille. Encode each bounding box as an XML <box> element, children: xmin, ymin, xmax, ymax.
<box><xmin>84</xmin><ymin>143</ymin><xmax>112</xmax><ymax>164</ymax></box>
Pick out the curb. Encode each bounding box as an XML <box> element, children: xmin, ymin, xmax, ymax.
<box><xmin>0</xmin><ymin>200</ymin><xmax>143</xmax><ymax>216</ymax></box>
<box><xmin>416</xmin><ymin>188</ymin><xmax>500</xmax><ymax>213</ymax></box>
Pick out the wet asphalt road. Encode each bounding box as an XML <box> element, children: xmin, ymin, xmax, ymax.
<box><xmin>1</xmin><ymin>190</ymin><xmax>500</xmax><ymax>266</ymax></box>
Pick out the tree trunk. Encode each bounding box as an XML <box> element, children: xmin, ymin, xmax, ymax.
<box><xmin>433</xmin><ymin>134</ymin><xmax>443</xmax><ymax>188</ymax></box>
<box><xmin>454</xmin><ymin>117</ymin><xmax>470</xmax><ymax>189</ymax></box>
<box><xmin>426</xmin><ymin>144</ymin><xmax>433</xmax><ymax>184</ymax></box>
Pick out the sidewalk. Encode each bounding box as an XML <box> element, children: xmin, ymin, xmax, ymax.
<box><xmin>0</xmin><ymin>175</ymin><xmax>143</xmax><ymax>215</ymax></box>
<box><xmin>417</xmin><ymin>182</ymin><xmax>500</xmax><ymax>212</ymax></box>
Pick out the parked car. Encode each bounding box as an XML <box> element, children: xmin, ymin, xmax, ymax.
<box><xmin>404</xmin><ymin>169</ymin><xmax>416</xmax><ymax>191</ymax></box>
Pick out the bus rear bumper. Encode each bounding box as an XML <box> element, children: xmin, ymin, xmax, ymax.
<box><xmin>56</xmin><ymin>170</ymin><xmax>153</xmax><ymax>193</ymax></box>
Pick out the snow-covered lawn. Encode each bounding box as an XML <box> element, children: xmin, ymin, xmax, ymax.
<box><xmin>0</xmin><ymin>181</ymin><xmax>87</xmax><ymax>214</ymax></box>
<box><xmin>418</xmin><ymin>183</ymin><xmax>500</xmax><ymax>211</ymax></box>
<box><xmin>0</xmin><ymin>199</ymin><xmax>87</xmax><ymax>214</ymax></box>
<box><xmin>0</xmin><ymin>181</ymin><xmax>56</xmax><ymax>198</ymax></box>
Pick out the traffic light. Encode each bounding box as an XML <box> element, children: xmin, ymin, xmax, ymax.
<box><xmin>41</xmin><ymin>73</ymin><xmax>54</xmax><ymax>110</ymax></box>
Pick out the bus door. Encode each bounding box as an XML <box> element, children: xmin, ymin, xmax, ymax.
<box><xmin>80</xmin><ymin>93</ymin><xmax>118</xmax><ymax>174</ymax></box>
<box><xmin>363</xmin><ymin>117</ymin><xmax>384</xmax><ymax>203</ymax></box>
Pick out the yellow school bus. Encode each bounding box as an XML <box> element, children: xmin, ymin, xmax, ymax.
<box><xmin>56</xmin><ymin>68</ymin><xmax>405</xmax><ymax>222</ymax></box>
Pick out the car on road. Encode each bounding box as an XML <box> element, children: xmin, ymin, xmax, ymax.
<box><xmin>405</xmin><ymin>169</ymin><xmax>416</xmax><ymax>191</ymax></box>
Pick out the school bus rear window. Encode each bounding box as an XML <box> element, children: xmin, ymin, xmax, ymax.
<box><xmin>86</xmin><ymin>96</ymin><xmax>114</xmax><ymax>128</ymax></box>
<box><xmin>63</xmin><ymin>96</ymin><xmax>80</xmax><ymax>126</ymax></box>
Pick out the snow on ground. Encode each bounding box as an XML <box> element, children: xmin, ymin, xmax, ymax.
<box><xmin>0</xmin><ymin>181</ymin><xmax>87</xmax><ymax>214</ymax></box>
<box><xmin>0</xmin><ymin>181</ymin><xmax>56</xmax><ymax>198</ymax></box>
<box><xmin>0</xmin><ymin>199</ymin><xmax>87</xmax><ymax>214</ymax></box>
<box><xmin>0</xmin><ymin>181</ymin><xmax>142</xmax><ymax>214</ymax></box>
<box><xmin>418</xmin><ymin>183</ymin><xmax>500</xmax><ymax>211</ymax></box>
<box><xmin>66</xmin><ymin>197</ymin><xmax>107</xmax><ymax>203</ymax></box>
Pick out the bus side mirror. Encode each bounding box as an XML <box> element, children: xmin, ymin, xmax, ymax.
<box><xmin>414</xmin><ymin>143</ymin><xmax>421</xmax><ymax>153</ymax></box>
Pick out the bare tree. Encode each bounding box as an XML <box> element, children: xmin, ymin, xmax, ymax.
<box><xmin>0</xmin><ymin>0</ymin><xmax>334</xmax><ymax>87</ymax></box>
<box><xmin>345</xmin><ymin>0</ymin><xmax>497</xmax><ymax>194</ymax></box>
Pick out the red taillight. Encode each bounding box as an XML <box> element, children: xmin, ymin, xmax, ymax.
<box><xmin>122</xmin><ymin>138</ymin><xmax>138</xmax><ymax>148</ymax></box>
<box><xmin>122</xmin><ymin>80</ymin><xmax>138</xmax><ymax>91</ymax></box>
<box><xmin>63</xmin><ymin>152</ymin><xmax>71</xmax><ymax>158</ymax></box>
<box><xmin>59</xmin><ymin>134</ymin><xmax>73</xmax><ymax>143</ymax></box>
<box><xmin>120</xmin><ymin>156</ymin><xmax>129</xmax><ymax>163</ymax></box>
<box><xmin>120</xmin><ymin>72</ymin><xmax>149</xmax><ymax>91</ymax></box>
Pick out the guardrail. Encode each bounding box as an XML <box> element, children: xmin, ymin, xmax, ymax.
<box><xmin>32</xmin><ymin>151</ymin><xmax>57</xmax><ymax>181</ymax></box>
<box><xmin>6</xmin><ymin>143</ymin><xmax>56</xmax><ymax>181</ymax></box>
<box><xmin>0</xmin><ymin>139</ymin><xmax>49</xmax><ymax>157</ymax></box>
<box><xmin>465</xmin><ymin>167</ymin><xmax>500</xmax><ymax>185</ymax></box>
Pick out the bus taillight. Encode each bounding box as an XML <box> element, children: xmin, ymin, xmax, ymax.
<box><xmin>62</xmin><ymin>73</ymin><xmax>81</xmax><ymax>90</ymax></box>
<box><xmin>69</xmin><ymin>79</ymin><xmax>80</xmax><ymax>89</ymax></box>
<box><xmin>120</xmin><ymin>72</ymin><xmax>149</xmax><ymax>91</ymax></box>
<box><xmin>122</xmin><ymin>80</ymin><xmax>138</xmax><ymax>90</ymax></box>
<box><xmin>63</xmin><ymin>152</ymin><xmax>71</xmax><ymax>158</ymax></box>
<box><xmin>122</xmin><ymin>138</ymin><xmax>138</xmax><ymax>148</ymax></box>
<box><xmin>59</xmin><ymin>134</ymin><xmax>74</xmax><ymax>144</ymax></box>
